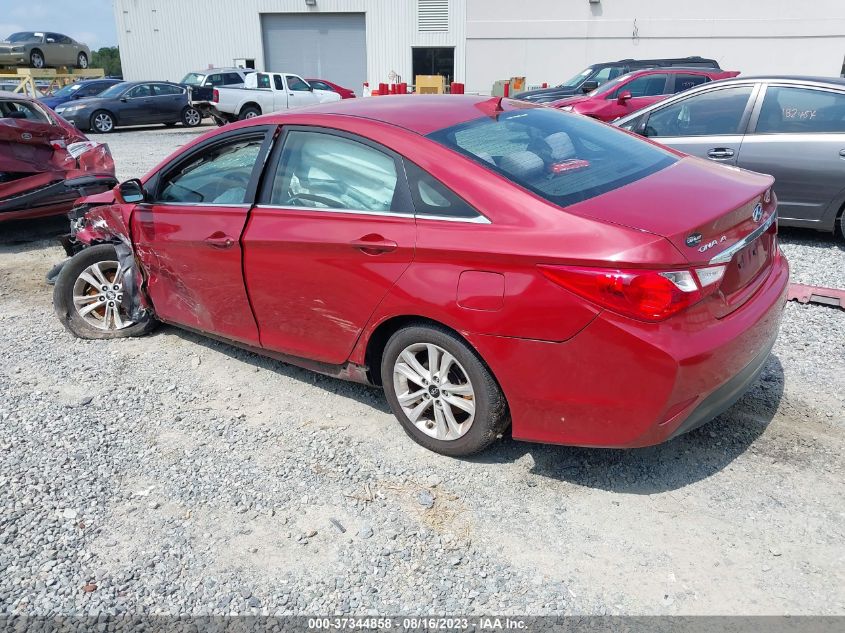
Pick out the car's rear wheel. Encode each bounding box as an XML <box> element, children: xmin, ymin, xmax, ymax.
<box><xmin>30</xmin><ymin>49</ymin><xmax>45</xmax><ymax>69</ymax></box>
<box><xmin>181</xmin><ymin>106</ymin><xmax>202</xmax><ymax>127</ymax></box>
<box><xmin>90</xmin><ymin>110</ymin><xmax>115</xmax><ymax>133</ymax></box>
<box><xmin>53</xmin><ymin>244</ymin><xmax>156</xmax><ymax>340</ymax></box>
<box><xmin>238</xmin><ymin>106</ymin><xmax>261</xmax><ymax>121</ymax></box>
<box><xmin>381</xmin><ymin>324</ymin><xmax>509</xmax><ymax>456</ymax></box>
<box><xmin>76</xmin><ymin>52</ymin><xmax>88</xmax><ymax>69</ymax></box>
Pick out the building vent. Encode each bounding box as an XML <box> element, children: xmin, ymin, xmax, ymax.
<box><xmin>418</xmin><ymin>0</ymin><xmax>449</xmax><ymax>32</ymax></box>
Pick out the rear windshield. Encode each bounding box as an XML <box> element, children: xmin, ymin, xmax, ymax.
<box><xmin>180</xmin><ymin>73</ymin><xmax>205</xmax><ymax>86</ymax></box>
<box><xmin>427</xmin><ymin>106</ymin><xmax>677</xmax><ymax>207</ymax></box>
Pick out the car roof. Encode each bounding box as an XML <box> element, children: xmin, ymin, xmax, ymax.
<box><xmin>728</xmin><ymin>75</ymin><xmax>845</xmax><ymax>86</ymax></box>
<box><xmin>596</xmin><ymin>56</ymin><xmax>718</xmax><ymax>66</ymax></box>
<box><xmin>264</xmin><ymin>94</ymin><xmax>522</xmax><ymax>135</ymax></box>
<box><xmin>0</xmin><ymin>90</ymin><xmax>34</xmax><ymax>102</ymax></box>
<box><xmin>187</xmin><ymin>68</ymin><xmax>246</xmax><ymax>74</ymax></box>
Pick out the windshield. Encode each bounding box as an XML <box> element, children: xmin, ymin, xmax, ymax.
<box><xmin>97</xmin><ymin>83</ymin><xmax>127</xmax><ymax>98</ymax></box>
<box><xmin>7</xmin><ymin>32</ymin><xmax>41</xmax><ymax>43</ymax></box>
<box><xmin>52</xmin><ymin>83</ymin><xmax>83</xmax><ymax>98</ymax></box>
<box><xmin>559</xmin><ymin>67</ymin><xmax>594</xmax><ymax>88</ymax></box>
<box><xmin>180</xmin><ymin>73</ymin><xmax>206</xmax><ymax>86</ymax></box>
<box><xmin>427</xmin><ymin>107</ymin><xmax>676</xmax><ymax>207</ymax></box>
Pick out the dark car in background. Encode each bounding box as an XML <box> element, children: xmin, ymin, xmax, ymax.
<box><xmin>550</xmin><ymin>68</ymin><xmax>739</xmax><ymax>121</ymax></box>
<box><xmin>306</xmin><ymin>78</ymin><xmax>356</xmax><ymax>99</ymax></box>
<box><xmin>615</xmin><ymin>76</ymin><xmax>845</xmax><ymax>238</ymax></box>
<box><xmin>516</xmin><ymin>56</ymin><xmax>722</xmax><ymax>104</ymax></box>
<box><xmin>40</xmin><ymin>79</ymin><xmax>123</xmax><ymax>110</ymax></box>
<box><xmin>0</xmin><ymin>90</ymin><xmax>115</xmax><ymax>222</ymax></box>
<box><xmin>54</xmin><ymin>81</ymin><xmax>204</xmax><ymax>133</ymax></box>
<box><xmin>0</xmin><ymin>31</ymin><xmax>92</xmax><ymax>69</ymax></box>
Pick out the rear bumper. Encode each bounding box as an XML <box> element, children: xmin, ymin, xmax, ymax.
<box><xmin>466</xmin><ymin>250</ymin><xmax>789</xmax><ymax>448</ymax></box>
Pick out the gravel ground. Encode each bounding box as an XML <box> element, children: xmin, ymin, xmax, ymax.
<box><xmin>0</xmin><ymin>127</ymin><xmax>843</xmax><ymax>617</ymax></box>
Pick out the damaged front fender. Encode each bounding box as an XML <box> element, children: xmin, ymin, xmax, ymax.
<box><xmin>73</xmin><ymin>202</ymin><xmax>152</xmax><ymax>322</ymax></box>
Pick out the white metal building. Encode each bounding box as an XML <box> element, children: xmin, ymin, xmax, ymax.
<box><xmin>114</xmin><ymin>0</ymin><xmax>845</xmax><ymax>94</ymax></box>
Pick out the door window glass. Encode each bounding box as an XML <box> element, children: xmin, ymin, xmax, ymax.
<box><xmin>673</xmin><ymin>74</ymin><xmax>709</xmax><ymax>93</ymax></box>
<box><xmin>286</xmin><ymin>76</ymin><xmax>311</xmax><ymax>92</ymax></box>
<box><xmin>257</xmin><ymin>74</ymin><xmax>271</xmax><ymax>89</ymax></box>
<box><xmin>756</xmin><ymin>86</ymin><xmax>845</xmax><ymax>134</ymax></box>
<box><xmin>126</xmin><ymin>84</ymin><xmax>153</xmax><ymax>98</ymax></box>
<box><xmin>309</xmin><ymin>81</ymin><xmax>330</xmax><ymax>91</ymax></box>
<box><xmin>614</xmin><ymin>74</ymin><xmax>669</xmax><ymax>98</ymax></box>
<box><xmin>153</xmin><ymin>83</ymin><xmax>183</xmax><ymax>96</ymax></box>
<box><xmin>404</xmin><ymin>162</ymin><xmax>480</xmax><ymax>219</ymax></box>
<box><xmin>59</xmin><ymin>35</ymin><xmax>74</xmax><ymax>44</ymax></box>
<box><xmin>45</xmin><ymin>33</ymin><xmax>59</xmax><ymax>43</ymax></box>
<box><xmin>0</xmin><ymin>100</ymin><xmax>50</xmax><ymax>123</ymax></box>
<box><xmin>270</xmin><ymin>131</ymin><xmax>399</xmax><ymax>212</ymax></box>
<box><xmin>158</xmin><ymin>137</ymin><xmax>264</xmax><ymax>204</ymax></box>
<box><xmin>223</xmin><ymin>73</ymin><xmax>242</xmax><ymax>85</ymax></box>
<box><xmin>644</xmin><ymin>86</ymin><xmax>754</xmax><ymax>137</ymax></box>
<box><xmin>273</xmin><ymin>75</ymin><xmax>284</xmax><ymax>91</ymax></box>
<box><xmin>592</xmin><ymin>67</ymin><xmax>618</xmax><ymax>85</ymax></box>
<box><xmin>206</xmin><ymin>74</ymin><xmax>224</xmax><ymax>86</ymax></box>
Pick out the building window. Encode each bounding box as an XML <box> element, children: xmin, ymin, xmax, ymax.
<box><xmin>418</xmin><ymin>0</ymin><xmax>449</xmax><ymax>32</ymax></box>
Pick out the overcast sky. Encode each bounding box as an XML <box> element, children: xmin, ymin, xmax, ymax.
<box><xmin>1</xmin><ymin>0</ymin><xmax>118</xmax><ymax>49</ymax></box>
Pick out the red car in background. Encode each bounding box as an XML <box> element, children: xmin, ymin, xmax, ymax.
<box><xmin>53</xmin><ymin>96</ymin><xmax>787</xmax><ymax>457</ymax></box>
<box><xmin>550</xmin><ymin>68</ymin><xmax>740</xmax><ymax>121</ymax></box>
<box><xmin>0</xmin><ymin>90</ymin><xmax>115</xmax><ymax>222</ymax></box>
<box><xmin>306</xmin><ymin>79</ymin><xmax>356</xmax><ymax>99</ymax></box>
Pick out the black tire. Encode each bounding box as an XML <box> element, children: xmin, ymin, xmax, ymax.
<box><xmin>90</xmin><ymin>110</ymin><xmax>115</xmax><ymax>133</ymax></box>
<box><xmin>30</xmin><ymin>49</ymin><xmax>45</xmax><ymax>69</ymax></box>
<box><xmin>238</xmin><ymin>105</ymin><xmax>261</xmax><ymax>121</ymax></box>
<box><xmin>381</xmin><ymin>324</ymin><xmax>509</xmax><ymax>457</ymax></box>
<box><xmin>76</xmin><ymin>52</ymin><xmax>88</xmax><ymax>69</ymax></box>
<box><xmin>840</xmin><ymin>212</ymin><xmax>845</xmax><ymax>241</ymax></box>
<box><xmin>53</xmin><ymin>244</ymin><xmax>156</xmax><ymax>340</ymax></box>
<box><xmin>181</xmin><ymin>106</ymin><xmax>202</xmax><ymax>127</ymax></box>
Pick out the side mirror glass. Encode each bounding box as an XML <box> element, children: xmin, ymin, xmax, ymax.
<box><xmin>117</xmin><ymin>179</ymin><xmax>146</xmax><ymax>204</ymax></box>
<box><xmin>617</xmin><ymin>90</ymin><xmax>633</xmax><ymax>105</ymax></box>
<box><xmin>581</xmin><ymin>80</ymin><xmax>599</xmax><ymax>93</ymax></box>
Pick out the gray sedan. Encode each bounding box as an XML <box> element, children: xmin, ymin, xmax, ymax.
<box><xmin>0</xmin><ymin>31</ymin><xmax>91</xmax><ymax>69</ymax></box>
<box><xmin>615</xmin><ymin>76</ymin><xmax>845</xmax><ymax>238</ymax></box>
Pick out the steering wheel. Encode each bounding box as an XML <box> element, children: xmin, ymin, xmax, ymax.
<box><xmin>285</xmin><ymin>192</ymin><xmax>344</xmax><ymax>208</ymax></box>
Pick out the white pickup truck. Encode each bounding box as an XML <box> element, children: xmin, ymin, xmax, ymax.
<box><xmin>209</xmin><ymin>72</ymin><xmax>341</xmax><ymax>123</ymax></box>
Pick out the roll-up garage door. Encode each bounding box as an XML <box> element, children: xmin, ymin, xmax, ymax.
<box><xmin>261</xmin><ymin>13</ymin><xmax>366</xmax><ymax>94</ymax></box>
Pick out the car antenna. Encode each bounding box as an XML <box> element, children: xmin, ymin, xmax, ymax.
<box><xmin>476</xmin><ymin>96</ymin><xmax>504</xmax><ymax>118</ymax></box>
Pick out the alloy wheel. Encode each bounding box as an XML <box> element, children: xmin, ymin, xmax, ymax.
<box><xmin>392</xmin><ymin>342</ymin><xmax>476</xmax><ymax>441</ymax></box>
<box><xmin>78</xmin><ymin>54</ymin><xmax>88</xmax><ymax>69</ymax></box>
<box><xmin>93</xmin><ymin>113</ymin><xmax>113</xmax><ymax>132</ymax></box>
<box><xmin>71</xmin><ymin>260</ymin><xmax>134</xmax><ymax>331</ymax></box>
<box><xmin>31</xmin><ymin>52</ymin><xmax>44</xmax><ymax>68</ymax></box>
<box><xmin>184</xmin><ymin>108</ymin><xmax>201</xmax><ymax>126</ymax></box>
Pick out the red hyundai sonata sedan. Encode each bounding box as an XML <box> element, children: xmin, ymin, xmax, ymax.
<box><xmin>53</xmin><ymin>95</ymin><xmax>788</xmax><ymax>456</ymax></box>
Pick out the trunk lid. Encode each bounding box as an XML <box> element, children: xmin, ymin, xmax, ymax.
<box><xmin>567</xmin><ymin>156</ymin><xmax>777</xmax><ymax>316</ymax></box>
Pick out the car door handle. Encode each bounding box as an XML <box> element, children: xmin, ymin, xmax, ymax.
<box><xmin>707</xmin><ymin>148</ymin><xmax>735</xmax><ymax>159</ymax></box>
<box><xmin>350</xmin><ymin>234</ymin><xmax>398</xmax><ymax>255</ymax></box>
<box><xmin>839</xmin><ymin>149</ymin><xmax>845</xmax><ymax>159</ymax></box>
<box><xmin>205</xmin><ymin>233</ymin><xmax>235</xmax><ymax>249</ymax></box>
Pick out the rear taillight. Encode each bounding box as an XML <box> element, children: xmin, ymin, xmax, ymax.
<box><xmin>213</xmin><ymin>88</ymin><xmax>219</xmax><ymax>103</ymax></box>
<box><xmin>539</xmin><ymin>264</ymin><xmax>726</xmax><ymax>322</ymax></box>
<box><xmin>49</xmin><ymin>139</ymin><xmax>67</xmax><ymax>150</ymax></box>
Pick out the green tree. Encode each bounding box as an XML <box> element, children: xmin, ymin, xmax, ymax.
<box><xmin>91</xmin><ymin>47</ymin><xmax>122</xmax><ymax>77</ymax></box>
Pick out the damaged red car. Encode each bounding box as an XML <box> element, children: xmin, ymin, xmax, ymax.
<box><xmin>52</xmin><ymin>95</ymin><xmax>788</xmax><ymax>457</ymax></box>
<box><xmin>0</xmin><ymin>90</ymin><xmax>115</xmax><ymax>222</ymax></box>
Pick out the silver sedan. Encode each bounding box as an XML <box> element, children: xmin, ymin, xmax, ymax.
<box><xmin>0</xmin><ymin>31</ymin><xmax>91</xmax><ymax>69</ymax></box>
<box><xmin>615</xmin><ymin>76</ymin><xmax>845</xmax><ymax>238</ymax></box>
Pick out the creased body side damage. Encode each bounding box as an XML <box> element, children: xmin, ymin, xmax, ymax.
<box><xmin>71</xmin><ymin>203</ymin><xmax>152</xmax><ymax>322</ymax></box>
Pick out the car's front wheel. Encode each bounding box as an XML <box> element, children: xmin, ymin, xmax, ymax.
<box><xmin>90</xmin><ymin>110</ymin><xmax>115</xmax><ymax>133</ymax></box>
<box><xmin>181</xmin><ymin>106</ymin><xmax>202</xmax><ymax>127</ymax></box>
<box><xmin>76</xmin><ymin>52</ymin><xmax>88</xmax><ymax>69</ymax></box>
<box><xmin>53</xmin><ymin>244</ymin><xmax>156</xmax><ymax>340</ymax></box>
<box><xmin>381</xmin><ymin>324</ymin><xmax>509</xmax><ymax>456</ymax></box>
<box><xmin>30</xmin><ymin>49</ymin><xmax>45</xmax><ymax>69</ymax></box>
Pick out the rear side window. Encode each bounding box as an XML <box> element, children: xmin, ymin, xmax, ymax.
<box><xmin>645</xmin><ymin>85</ymin><xmax>754</xmax><ymax>137</ymax></box>
<box><xmin>755</xmin><ymin>86</ymin><xmax>845</xmax><ymax>134</ymax></box>
<box><xmin>0</xmin><ymin>100</ymin><xmax>50</xmax><ymax>123</ymax></box>
<box><xmin>223</xmin><ymin>73</ymin><xmax>242</xmax><ymax>85</ymax></box>
<box><xmin>270</xmin><ymin>131</ymin><xmax>399</xmax><ymax>212</ymax></box>
<box><xmin>207</xmin><ymin>74</ymin><xmax>224</xmax><ymax>86</ymax></box>
<box><xmin>257</xmin><ymin>74</ymin><xmax>271</xmax><ymax>89</ymax></box>
<box><xmin>427</xmin><ymin>107</ymin><xmax>676</xmax><ymax>207</ymax></box>
<box><xmin>154</xmin><ymin>84</ymin><xmax>183</xmax><ymax>96</ymax></box>
<box><xmin>673</xmin><ymin>74</ymin><xmax>709</xmax><ymax>93</ymax></box>
<box><xmin>404</xmin><ymin>161</ymin><xmax>480</xmax><ymax>219</ymax></box>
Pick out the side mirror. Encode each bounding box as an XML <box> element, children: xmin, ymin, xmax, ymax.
<box><xmin>616</xmin><ymin>90</ymin><xmax>633</xmax><ymax>105</ymax></box>
<box><xmin>116</xmin><ymin>179</ymin><xmax>146</xmax><ymax>204</ymax></box>
<box><xmin>581</xmin><ymin>80</ymin><xmax>599</xmax><ymax>93</ymax></box>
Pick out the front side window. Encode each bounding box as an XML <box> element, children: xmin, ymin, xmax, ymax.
<box><xmin>644</xmin><ymin>85</ymin><xmax>754</xmax><ymax>137</ymax></box>
<box><xmin>223</xmin><ymin>73</ymin><xmax>242</xmax><ymax>85</ymax></box>
<box><xmin>206</xmin><ymin>74</ymin><xmax>224</xmax><ymax>87</ymax></box>
<box><xmin>126</xmin><ymin>84</ymin><xmax>152</xmax><ymax>98</ymax></box>
<box><xmin>612</xmin><ymin>73</ymin><xmax>669</xmax><ymax>98</ymax></box>
<box><xmin>269</xmin><ymin>131</ymin><xmax>399</xmax><ymax>212</ymax></box>
<box><xmin>158</xmin><ymin>137</ymin><xmax>264</xmax><ymax>204</ymax></box>
<box><xmin>309</xmin><ymin>81</ymin><xmax>330</xmax><ymax>91</ymax></box>
<box><xmin>286</xmin><ymin>76</ymin><xmax>311</xmax><ymax>92</ymax></box>
<box><xmin>755</xmin><ymin>86</ymin><xmax>845</xmax><ymax>134</ymax></box>
<box><xmin>672</xmin><ymin>74</ymin><xmax>709</xmax><ymax>93</ymax></box>
<box><xmin>427</xmin><ymin>106</ymin><xmax>676</xmax><ymax>207</ymax></box>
